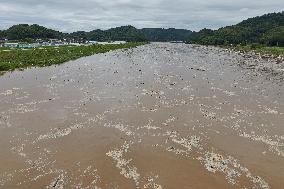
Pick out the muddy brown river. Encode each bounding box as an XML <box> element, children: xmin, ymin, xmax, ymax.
<box><xmin>0</xmin><ymin>43</ymin><xmax>283</xmax><ymax>189</ymax></box>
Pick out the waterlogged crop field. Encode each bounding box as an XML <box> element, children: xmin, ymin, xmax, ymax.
<box><xmin>0</xmin><ymin>42</ymin><xmax>145</xmax><ymax>71</ymax></box>
<box><xmin>0</xmin><ymin>43</ymin><xmax>283</xmax><ymax>189</ymax></box>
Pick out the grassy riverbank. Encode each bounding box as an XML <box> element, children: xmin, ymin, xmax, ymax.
<box><xmin>233</xmin><ymin>44</ymin><xmax>284</xmax><ymax>56</ymax></box>
<box><xmin>0</xmin><ymin>42</ymin><xmax>146</xmax><ymax>71</ymax></box>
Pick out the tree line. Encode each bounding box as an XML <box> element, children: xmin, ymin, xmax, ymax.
<box><xmin>1</xmin><ymin>11</ymin><xmax>282</xmax><ymax>46</ymax></box>
<box><xmin>0</xmin><ymin>25</ymin><xmax>192</xmax><ymax>42</ymax></box>
<box><xmin>187</xmin><ymin>12</ymin><xmax>284</xmax><ymax>47</ymax></box>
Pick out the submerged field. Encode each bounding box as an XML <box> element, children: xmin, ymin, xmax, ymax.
<box><xmin>0</xmin><ymin>43</ymin><xmax>283</xmax><ymax>189</ymax></box>
<box><xmin>0</xmin><ymin>42</ymin><xmax>145</xmax><ymax>71</ymax></box>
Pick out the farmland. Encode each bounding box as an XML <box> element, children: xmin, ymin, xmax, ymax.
<box><xmin>0</xmin><ymin>42</ymin><xmax>146</xmax><ymax>71</ymax></box>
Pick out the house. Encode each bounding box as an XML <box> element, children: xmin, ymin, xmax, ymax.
<box><xmin>69</xmin><ymin>43</ymin><xmax>81</xmax><ymax>46</ymax></box>
<box><xmin>97</xmin><ymin>41</ymin><xmax>127</xmax><ymax>45</ymax></box>
<box><xmin>88</xmin><ymin>41</ymin><xmax>98</xmax><ymax>44</ymax></box>
<box><xmin>113</xmin><ymin>41</ymin><xmax>126</xmax><ymax>44</ymax></box>
<box><xmin>0</xmin><ymin>38</ymin><xmax>7</xmax><ymax>47</ymax></box>
<box><xmin>4</xmin><ymin>42</ymin><xmax>42</xmax><ymax>49</ymax></box>
<box><xmin>170</xmin><ymin>41</ymin><xmax>184</xmax><ymax>43</ymax></box>
<box><xmin>4</xmin><ymin>43</ymin><xmax>19</xmax><ymax>48</ymax></box>
<box><xmin>17</xmin><ymin>43</ymin><xmax>41</xmax><ymax>48</ymax></box>
<box><xmin>49</xmin><ymin>39</ymin><xmax>64</xmax><ymax>46</ymax></box>
<box><xmin>40</xmin><ymin>42</ymin><xmax>51</xmax><ymax>46</ymax></box>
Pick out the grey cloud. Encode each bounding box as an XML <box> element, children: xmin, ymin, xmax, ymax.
<box><xmin>0</xmin><ymin>0</ymin><xmax>283</xmax><ymax>32</ymax></box>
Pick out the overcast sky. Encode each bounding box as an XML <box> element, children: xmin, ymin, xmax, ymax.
<box><xmin>0</xmin><ymin>0</ymin><xmax>283</xmax><ymax>32</ymax></box>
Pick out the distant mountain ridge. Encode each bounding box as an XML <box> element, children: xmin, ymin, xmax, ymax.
<box><xmin>69</xmin><ymin>26</ymin><xmax>148</xmax><ymax>42</ymax></box>
<box><xmin>1</xmin><ymin>11</ymin><xmax>283</xmax><ymax>45</ymax></box>
<box><xmin>141</xmin><ymin>28</ymin><xmax>192</xmax><ymax>42</ymax></box>
<box><xmin>187</xmin><ymin>12</ymin><xmax>284</xmax><ymax>47</ymax></box>
<box><xmin>0</xmin><ymin>24</ymin><xmax>192</xmax><ymax>42</ymax></box>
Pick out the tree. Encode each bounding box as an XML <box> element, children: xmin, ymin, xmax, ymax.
<box><xmin>187</xmin><ymin>11</ymin><xmax>284</xmax><ymax>47</ymax></box>
<box><xmin>261</xmin><ymin>26</ymin><xmax>284</xmax><ymax>47</ymax></box>
<box><xmin>5</xmin><ymin>24</ymin><xmax>63</xmax><ymax>40</ymax></box>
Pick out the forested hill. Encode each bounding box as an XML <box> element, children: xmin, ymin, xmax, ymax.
<box><xmin>141</xmin><ymin>28</ymin><xmax>192</xmax><ymax>42</ymax></box>
<box><xmin>69</xmin><ymin>27</ymin><xmax>193</xmax><ymax>42</ymax></box>
<box><xmin>69</xmin><ymin>26</ymin><xmax>148</xmax><ymax>42</ymax></box>
<box><xmin>1</xmin><ymin>24</ymin><xmax>64</xmax><ymax>40</ymax></box>
<box><xmin>0</xmin><ymin>25</ymin><xmax>147</xmax><ymax>42</ymax></box>
<box><xmin>0</xmin><ymin>24</ymin><xmax>192</xmax><ymax>42</ymax></box>
<box><xmin>187</xmin><ymin>12</ymin><xmax>284</xmax><ymax>47</ymax></box>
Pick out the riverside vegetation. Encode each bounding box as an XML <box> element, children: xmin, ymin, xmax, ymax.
<box><xmin>0</xmin><ymin>11</ymin><xmax>283</xmax><ymax>73</ymax></box>
<box><xmin>233</xmin><ymin>44</ymin><xmax>284</xmax><ymax>56</ymax></box>
<box><xmin>0</xmin><ymin>42</ymin><xmax>146</xmax><ymax>71</ymax></box>
<box><xmin>187</xmin><ymin>12</ymin><xmax>284</xmax><ymax>56</ymax></box>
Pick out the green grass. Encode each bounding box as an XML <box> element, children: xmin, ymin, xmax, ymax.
<box><xmin>254</xmin><ymin>46</ymin><xmax>284</xmax><ymax>56</ymax></box>
<box><xmin>0</xmin><ymin>42</ymin><xmax>146</xmax><ymax>71</ymax></box>
<box><xmin>233</xmin><ymin>44</ymin><xmax>284</xmax><ymax>56</ymax></box>
<box><xmin>0</xmin><ymin>47</ymin><xmax>11</xmax><ymax>51</ymax></box>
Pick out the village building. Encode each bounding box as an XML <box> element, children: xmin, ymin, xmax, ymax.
<box><xmin>97</xmin><ymin>41</ymin><xmax>126</xmax><ymax>45</ymax></box>
<box><xmin>87</xmin><ymin>41</ymin><xmax>98</xmax><ymax>44</ymax></box>
<box><xmin>4</xmin><ymin>43</ymin><xmax>19</xmax><ymax>48</ymax></box>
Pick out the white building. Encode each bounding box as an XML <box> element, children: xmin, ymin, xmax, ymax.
<box><xmin>4</xmin><ymin>43</ymin><xmax>19</xmax><ymax>48</ymax></box>
<box><xmin>97</xmin><ymin>41</ymin><xmax>127</xmax><ymax>45</ymax></box>
<box><xmin>88</xmin><ymin>41</ymin><xmax>98</xmax><ymax>44</ymax></box>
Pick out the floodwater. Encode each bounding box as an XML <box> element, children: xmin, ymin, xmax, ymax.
<box><xmin>0</xmin><ymin>43</ymin><xmax>283</xmax><ymax>189</ymax></box>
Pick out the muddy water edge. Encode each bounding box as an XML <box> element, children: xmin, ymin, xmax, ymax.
<box><xmin>0</xmin><ymin>43</ymin><xmax>283</xmax><ymax>189</ymax></box>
